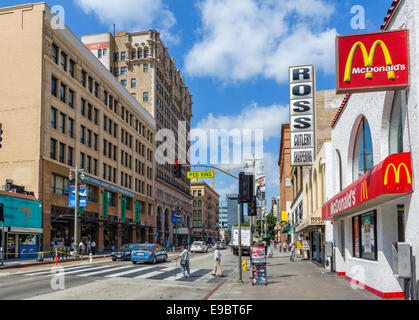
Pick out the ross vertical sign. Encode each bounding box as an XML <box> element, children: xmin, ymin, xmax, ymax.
<box><xmin>289</xmin><ymin>65</ymin><xmax>316</xmax><ymax>166</ymax></box>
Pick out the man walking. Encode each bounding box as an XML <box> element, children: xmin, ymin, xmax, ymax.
<box><xmin>290</xmin><ymin>242</ymin><xmax>296</xmax><ymax>262</ymax></box>
<box><xmin>91</xmin><ymin>240</ymin><xmax>96</xmax><ymax>255</ymax></box>
<box><xmin>212</xmin><ymin>245</ymin><xmax>223</xmax><ymax>277</ymax></box>
<box><xmin>175</xmin><ymin>245</ymin><xmax>190</xmax><ymax>278</ymax></box>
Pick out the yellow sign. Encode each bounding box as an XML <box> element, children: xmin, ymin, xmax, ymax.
<box><xmin>187</xmin><ymin>171</ymin><xmax>214</xmax><ymax>179</ymax></box>
<box><xmin>344</xmin><ymin>40</ymin><xmax>395</xmax><ymax>82</ymax></box>
<box><xmin>296</xmin><ymin>240</ymin><xmax>302</xmax><ymax>249</ymax></box>
<box><xmin>281</xmin><ymin>211</ymin><xmax>288</xmax><ymax>222</ymax></box>
<box><xmin>384</xmin><ymin>162</ymin><xmax>412</xmax><ymax>185</ymax></box>
<box><xmin>360</xmin><ymin>180</ymin><xmax>368</xmax><ymax>202</ymax></box>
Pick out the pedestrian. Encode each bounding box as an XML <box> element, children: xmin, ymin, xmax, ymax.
<box><xmin>212</xmin><ymin>245</ymin><xmax>223</xmax><ymax>277</ymax></box>
<box><xmin>78</xmin><ymin>240</ymin><xmax>85</xmax><ymax>255</ymax></box>
<box><xmin>91</xmin><ymin>240</ymin><xmax>96</xmax><ymax>255</ymax></box>
<box><xmin>86</xmin><ymin>240</ymin><xmax>92</xmax><ymax>255</ymax></box>
<box><xmin>290</xmin><ymin>242</ymin><xmax>296</xmax><ymax>262</ymax></box>
<box><xmin>175</xmin><ymin>245</ymin><xmax>190</xmax><ymax>278</ymax></box>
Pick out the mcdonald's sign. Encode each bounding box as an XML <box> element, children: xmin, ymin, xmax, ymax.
<box><xmin>360</xmin><ymin>180</ymin><xmax>368</xmax><ymax>203</ymax></box>
<box><xmin>336</xmin><ymin>30</ymin><xmax>409</xmax><ymax>94</ymax></box>
<box><xmin>322</xmin><ymin>152</ymin><xmax>413</xmax><ymax>221</ymax></box>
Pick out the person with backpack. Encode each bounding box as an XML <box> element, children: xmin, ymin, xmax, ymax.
<box><xmin>175</xmin><ymin>245</ymin><xmax>190</xmax><ymax>278</ymax></box>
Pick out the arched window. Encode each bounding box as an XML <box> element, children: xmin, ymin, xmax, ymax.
<box><xmin>352</xmin><ymin>117</ymin><xmax>373</xmax><ymax>181</ymax></box>
<box><xmin>336</xmin><ymin>150</ymin><xmax>343</xmax><ymax>191</ymax></box>
<box><xmin>389</xmin><ymin>90</ymin><xmax>403</xmax><ymax>155</ymax></box>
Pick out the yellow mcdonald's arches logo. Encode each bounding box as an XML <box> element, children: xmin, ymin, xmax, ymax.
<box><xmin>360</xmin><ymin>180</ymin><xmax>368</xmax><ymax>202</ymax></box>
<box><xmin>384</xmin><ymin>162</ymin><xmax>412</xmax><ymax>185</ymax></box>
<box><xmin>344</xmin><ymin>40</ymin><xmax>395</xmax><ymax>82</ymax></box>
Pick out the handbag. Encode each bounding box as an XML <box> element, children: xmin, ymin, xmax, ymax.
<box><xmin>180</xmin><ymin>258</ymin><xmax>186</xmax><ymax>266</ymax></box>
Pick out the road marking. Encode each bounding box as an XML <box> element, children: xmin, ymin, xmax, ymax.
<box><xmin>62</xmin><ymin>265</ymin><xmax>113</xmax><ymax>275</ymax></box>
<box><xmin>42</xmin><ymin>275</ymin><xmax>54</xmax><ymax>278</ymax></box>
<box><xmin>105</xmin><ymin>265</ymin><xmax>156</xmax><ymax>278</ymax></box>
<box><xmin>22</xmin><ymin>278</ymin><xmax>35</xmax><ymax>281</ymax></box>
<box><xmin>203</xmin><ymin>279</ymin><xmax>228</xmax><ymax>300</ymax></box>
<box><xmin>25</xmin><ymin>264</ymin><xmax>104</xmax><ymax>276</ymax></box>
<box><xmin>77</xmin><ymin>265</ymin><xmax>133</xmax><ymax>277</ymax></box>
<box><xmin>133</xmin><ymin>267</ymin><xmax>169</xmax><ymax>279</ymax></box>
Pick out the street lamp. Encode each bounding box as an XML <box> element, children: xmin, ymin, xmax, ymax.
<box><xmin>69</xmin><ymin>165</ymin><xmax>84</xmax><ymax>257</ymax></box>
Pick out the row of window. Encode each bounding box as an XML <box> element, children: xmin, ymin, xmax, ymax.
<box><xmin>193</xmin><ymin>200</ymin><xmax>202</xmax><ymax>207</ymax></box>
<box><xmin>115</xmin><ymin>49</ymin><xmax>150</xmax><ymax>62</ymax></box>
<box><xmin>50</xmin><ymin>107</ymin><xmax>74</xmax><ymax>138</ymax></box>
<box><xmin>193</xmin><ymin>220</ymin><xmax>202</xmax><ymax>227</ymax></box>
<box><xmin>192</xmin><ymin>190</ymin><xmax>202</xmax><ymax>197</ymax></box>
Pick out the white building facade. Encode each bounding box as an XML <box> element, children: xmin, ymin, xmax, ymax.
<box><xmin>324</xmin><ymin>0</ymin><xmax>419</xmax><ymax>299</ymax></box>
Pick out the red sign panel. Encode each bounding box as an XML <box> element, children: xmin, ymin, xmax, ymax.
<box><xmin>85</xmin><ymin>41</ymin><xmax>110</xmax><ymax>50</ymax></box>
<box><xmin>322</xmin><ymin>152</ymin><xmax>412</xmax><ymax>220</ymax></box>
<box><xmin>336</xmin><ymin>30</ymin><xmax>409</xmax><ymax>94</ymax></box>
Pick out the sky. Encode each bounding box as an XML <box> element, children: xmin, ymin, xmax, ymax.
<box><xmin>3</xmin><ymin>0</ymin><xmax>392</xmax><ymax>210</ymax></box>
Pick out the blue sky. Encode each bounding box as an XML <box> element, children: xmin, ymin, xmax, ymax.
<box><xmin>4</xmin><ymin>0</ymin><xmax>392</xmax><ymax>209</ymax></box>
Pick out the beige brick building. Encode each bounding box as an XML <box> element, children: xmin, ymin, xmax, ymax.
<box><xmin>82</xmin><ymin>30</ymin><xmax>193</xmax><ymax>247</ymax></box>
<box><xmin>190</xmin><ymin>180</ymin><xmax>220</xmax><ymax>243</ymax></box>
<box><xmin>0</xmin><ymin>3</ymin><xmax>156</xmax><ymax>251</ymax></box>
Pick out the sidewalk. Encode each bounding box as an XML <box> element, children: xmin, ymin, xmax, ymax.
<box><xmin>211</xmin><ymin>251</ymin><xmax>382</xmax><ymax>300</ymax></box>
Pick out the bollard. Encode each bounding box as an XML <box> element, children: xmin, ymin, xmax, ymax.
<box><xmin>55</xmin><ymin>249</ymin><xmax>58</xmax><ymax>266</ymax></box>
<box><xmin>89</xmin><ymin>253</ymin><xmax>92</xmax><ymax>264</ymax></box>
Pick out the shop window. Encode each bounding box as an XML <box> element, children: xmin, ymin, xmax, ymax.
<box><xmin>352</xmin><ymin>211</ymin><xmax>377</xmax><ymax>260</ymax></box>
<box><xmin>126</xmin><ymin>197</ymin><xmax>132</xmax><ymax>211</ymax></box>
<box><xmin>352</xmin><ymin>117</ymin><xmax>373</xmax><ymax>181</ymax></box>
<box><xmin>109</xmin><ymin>192</ymin><xmax>117</xmax><ymax>207</ymax></box>
<box><xmin>389</xmin><ymin>90</ymin><xmax>404</xmax><ymax>155</ymax></box>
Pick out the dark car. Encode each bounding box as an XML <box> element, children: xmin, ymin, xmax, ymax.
<box><xmin>112</xmin><ymin>244</ymin><xmax>137</xmax><ymax>261</ymax></box>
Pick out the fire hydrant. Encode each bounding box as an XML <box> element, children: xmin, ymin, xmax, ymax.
<box><xmin>242</xmin><ymin>259</ymin><xmax>248</xmax><ymax>271</ymax></box>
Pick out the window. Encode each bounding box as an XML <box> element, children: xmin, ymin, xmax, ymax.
<box><xmin>88</xmin><ymin>185</ymin><xmax>98</xmax><ymax>202</ymax></box>
<box><xmin>81</xmin><ymin>70</ymin><xmax>87</xmax><ymax>87</ymax></box>
<box><xmin>98</xmin><ymin>49</ymin><xmax>102</xmax><ymax>59</ymax></box>
<box><xmin>143</xmin><ymin>64</ymin><xmax>148</xmax><ymax>72</ymax></box>
<box><xmin>131</xmin><ymin>93</ymin><xmax>136</xmax><ymax>98</ymax></box>
<box><xmin>121</xmin><ymin>79</ymin><xmax>127</xmax><ymax>87</ymax></box>
<box><xmin>50</xmin><ymin>107</ymin><xmax>57</xmax><ymax>129</ymax></box>
<box><xmin>103</xmin><ymin>164</ymin><xmax>106</xmax><ymax>179</ymax></box>
<box><xmin>61</xmin><ymin>52</ymin><xmax>67</xmax><ymax>71</ymax></box>
<box><xmin>68</xmin><ymin>118</ymin><xmax>74</xmax><ymax>138</ymax></box>
<box><xmin>121</xmin><ymin>52</ymin><xmax>126</xmax><ymax>61</ymax></box>
<box><xmin>131</xmin><ymin>51</ymin><xmax>136</xmax><ymax>59</ymax></box>
<box><xmin>198</xmin><ymin>210</ymin><xmax>202</xmax><ymax>217</ymax></box>
<box><xmin>52</xmin><ymin>174</ymin><xmax>69</xmax><ymax>196</ymax></box>
<box><xmin>94</xmin><ymin>133</ymin><xmax>98</xmax><ymax>151</ymax></box>
<box><xmin>193</xmin><ymin>200</ymin><xmax>196</xmax><ymax>207</ymax></box>
<box><xmin>88</xmin><ymin>77</ymin><xmax>93</xmax><ymax>93</ymax></box>
<box><xmin>94</xmin><ymin>82</ymin><xmax>99</xmax><ymax>98</ymax></box>
<box><xmin>52</xmin><ymin>44</ymin><xmax>58</xmax><ymax>64</ymax></box>
<box><xmin>131</xmin><ymin>78</ymin><xmax>136</xmax><ymax>88</ymax></box>
<box><xmin>144</xmin><ymin>49</ymin><xmax>149</xmax><ymax>58</ymax></box>
<box><xmin>198</xmin><ymin>200</ymin><xmax>202</xmax><ymax>207</ymax></box>
<box><xmin>50</xmin><ymin>138</ymin><xmax>57</xmax><ymax>160</ymax></box>
<box><xmin>80</xmin><ymin>125</ymin><xmax>85</xmax><ymax>144</ymax></box>
<box><xmin>103</xmin><ymin>48</ymin><xmax>107</xmax><ymax>56</ymax></box>
<box><xmin>193</xmin><ymin>210</ymin><xmax>197</xmax><ymax>217</ymax></box>
<box><xmin>87</xmin><ymin>129</ymin><xmax>92</xmax><ymax>147</ymax></box>
<box><xmin>87</xmin><ymin>104</ymin><xmax>92</xmax><ymax>120</ymax></box>
<box><xmin>198</xmin><ymin>190</ymin><xmax>202</xmax><ymax>197</ymax></box>
<box><xmin>80</xmin><ymin>152</ymin><xmax>85</xmax><ymax>169</ymax></box>
<box><xmin>93</xmin><ymin>159</ymin><xmax>98</xmax><ymax>176</ymax></box>
<box><xmin>193</xmin><ymin>220</ymin><xmax>197</xmax><ymax>227</ymax></box>
<box><xmin>68</xmin><ymin>89</ymin><xmax>74</xmax><ymax>108</ymax></box>
<box><xmin>143</xmin><ymin>92</ymin><xmax>149</xmax><ymax>102</ymax></box>
<box><xmin>352</xmin><ymin>117</ymin><xmax>373</xmax><ymax>181</ymax></box>
<box><xmin>59</xmin><ymin>142</ymin><xmax>65</xmax><ymax>163</ymax></box>
<box><xmin>198</xmin><ymin>220</ymin><xmax>202</xmax><ymax>227</ymax></box>
<box><xmin>87</xmin><ymin>155</ymin><xmax>91</xmax><ymax>173</ymax></box>
<box><xmin>51</xmin><ymin>76</ymin><xmax>58</xmax><ymax>97</ymax></box>
<box><xmin>115</xmin><ymin>52</ymin><xmax>119</xmax><ymax>62</ymax></box>
<box><xmin>60</xmin><ymin>83</ymin><xmax>66</xmax><ymax>103</ymax></box>
<box><xmin>121</xmin><ymin>67</ymin><xmax>127</xmax><ymax>75</ymax></box>
<box><xmin>94</xmin><ymin>108</ymin><xmax>99</xmax><ymax>125</ymax></box>
<box><xmin>115</xmin><ymin>68</ymin><xmax>119</xmax><ymax>77</ymax></box>
<box><xmin>109</xmin><ymin>192</ymin><xmax>117</xmax><ymax>207</ymax></box>
<box><xmin>352</xmin><ymin>211</ymin><xmax>377</xmax><ymax>260</ymax></box>
<box><xmin>138</xmin><ymin>50</ymin><xmax>143</xmax><ymax>59</ymax></box>
<box><xmin>59</xmin><ymin>112</ymin><xmax>65</xmax><ymax>133</ymax></box>
<box><xmin>68</xmin><ymin>146</ymin><xmax>73</xmax><ymax>166</ymax></box>
<box><xmin>389</xmin><ymin>91</ymin><xmax>404</xmax><ymax>155</ymax></box>
<box><xmin>69</xmin><ymin>60</ymin><xmax>75</xmax><ymax>78</ymax></box>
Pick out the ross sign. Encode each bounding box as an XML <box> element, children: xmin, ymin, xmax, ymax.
<box><xmin>289</xmin><ymin>65</ymin><xmax>315</xmax><ymax>166</ymax></box>
<box><xmin>187</xmin><ymin>171</ymin><xmax>214</xmax><ymax>179</ymax></box>
<box><xmin>322</xmin><ymin>152</ymin><xmax>413</xmax><ymax>220</ymax></box>
<box><xmin>336</xmin><ymin>30</ymin><xmax>409</xmax><ymax>94</ymax></box>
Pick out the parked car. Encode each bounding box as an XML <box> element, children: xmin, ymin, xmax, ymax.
<box><xmin>130</xmin><ymin>244</ymin><xmax>168</xmax><ymax>264</ymax></box>
<box><xmin>112</xmin><ymin>244</ymin><xmax>137</xmax><ymax>261</ymax></box>
<box><xmin>190</xmin><ymin>241</ymin><xmax>208</xmax><ymax>253</ymax></box>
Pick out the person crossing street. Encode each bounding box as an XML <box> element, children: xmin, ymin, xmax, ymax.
<box><xmin>175</xmin><ymin>245</ymin><xmax>190</xmax><ymax>278</ymax></box>
<box><xmin>211</xmin><ymin>245</ymin><xmax>223</xmax><ymax>277</ymax></box>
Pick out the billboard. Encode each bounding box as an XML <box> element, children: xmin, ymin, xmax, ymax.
<box><xmin>336</xmin><ymin>30</ymin><xmax>409</xmax><ymax>94</ymax></box>
<box><xmin>289</xmin><ymin>65</ymin><xmax>315</xmax><ymax>166</ymax></box>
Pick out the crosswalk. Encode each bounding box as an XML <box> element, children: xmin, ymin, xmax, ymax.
<box><xmin>8</xmin><ymin>262</ymin><xmax>229</xmax><ymax>284</ymax></box>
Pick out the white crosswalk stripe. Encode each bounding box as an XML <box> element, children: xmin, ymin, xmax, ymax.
<box><xmin>25</xmin><ymin>264</ymin><xmax>100</xmax><ymax>276</ymax></box>
<box><xmin>77</xmin><ymin>265</ymin><xmax>134</xmax><ymax>277</ymax></box>
<box><xmin>133</xmin><ymin>267</ymin><xmax>169</xmax><ymax>279</ymax></box>
<box><xmin>105</xmin><ymin>265</ymin><xmax>156</xmax><ymax>278</ymax></box>
<box><xmin>61</xmin><ymin>265</ymin><xmax>113</xmax><ymax>275</ymax></box>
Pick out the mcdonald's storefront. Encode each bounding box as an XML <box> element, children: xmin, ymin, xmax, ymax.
<box><xmin>322</xmin><ymin>152</ymin><xmax>413</xmax><ymax>298</ymax></box>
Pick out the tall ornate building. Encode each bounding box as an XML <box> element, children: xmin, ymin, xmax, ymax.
<box><xmin>82</xmin><ymin>30</ymin><xmax>193</xmax><ymax>246</ymax></box>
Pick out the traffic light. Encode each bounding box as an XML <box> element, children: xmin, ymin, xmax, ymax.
<box><xmin>248</xmin><ymin>196</ymin><xmax>257</xmax><ymax>216</ymax></box>
<box><xmin>173</xmin><ymin>160</ymin><xmax>182</xmax><ymax>178</ymax></box>
<box><xmin>0</xmin><ymin>123</ymin><xmax>3</xmax><ymax>149</ymax></box>
<box><xmin>0</xmin><ymin>203</ymin><xmax>4</xmax><ymax>222</ymax></box>
<box><xmin>238</xmin><ymin>172</ymin><xmax>253</xmax><ymax>203</ymax></box>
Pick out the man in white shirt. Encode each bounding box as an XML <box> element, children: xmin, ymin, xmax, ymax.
<box><xmin>175</xmin><ymin>245</ymin><xmax>190</xmax><ymax>278</ymax></box>
<box><xmin>212</xmin><ymin>245</ymin><xmax>223</xmax><ymax>277</ymax></box>
<box><xmin>91</xmin><ymin>241</ymin><xmax>96</xmax><ymax>255</ymax></box>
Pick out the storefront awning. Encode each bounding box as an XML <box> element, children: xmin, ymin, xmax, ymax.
<box><xmin>322</xmin><ymin>152</ymin><xmax>413</xmax><ymax>220</ymax></box>
<box><xmin>281</xmin><ymin>225</ymin><xmax>291</xmax><ymax>233</ymax></box>
<box><xmin>296</xmin><ymin>208</ymin><xmax>325</xmax><ymax>233</ymax></box>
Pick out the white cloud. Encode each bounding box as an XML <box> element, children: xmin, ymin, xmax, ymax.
<box><xmin>215</xmin><ymin>182</ymin><xmax>238</xmax><ymax>200</ymax></box>
<box><xmin>195</xmin><ymin>102</ymin><xmax>289</xmax><ymax>141</ymax></box>
<box><xmin>185</xmin><ymin>0</ymin><xmax>336</xmax><ymax>83</ymax></box>
<box><xmin>73</xmin><ymin>0</ymin><xmax>178</xmax><ymax>44</ymax></box>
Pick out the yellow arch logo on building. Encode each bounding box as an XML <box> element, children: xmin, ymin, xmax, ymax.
<box><xmin>344</xmin><ymin>40</ymin><xmax>395</xmax><ymax>82</ymax></box>
<box><xmin>384</xmin><ymin>162</ymin><xmax>412</xmax><ymax>185</ymax></box>
<box><xmin>360</xmin><ymin>180</ymin><xmax>368</xmax><ymax>202</ymax></box>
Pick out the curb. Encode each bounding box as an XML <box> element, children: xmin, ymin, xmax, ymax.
<box><xmin>0</xmin><ymin>254</ymin><xmax>112</xmax><ymax>270</ymax></box>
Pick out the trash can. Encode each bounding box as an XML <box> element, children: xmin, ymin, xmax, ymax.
<box><xmin>36</xmin><ymin>252</ymin><xmax>44</xmax><ymax>262</ymax></box>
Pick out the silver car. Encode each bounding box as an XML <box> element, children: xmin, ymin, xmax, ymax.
<box><xmin>190</xmin><ymin>241</ymin><xmax>208</xmax><ymax>253</ymax></box>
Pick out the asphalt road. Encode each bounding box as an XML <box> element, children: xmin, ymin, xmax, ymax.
<box><xmin>0</xmin><ymin>248</ymin><xmax>234</xmax><ymax>300</ymax></box>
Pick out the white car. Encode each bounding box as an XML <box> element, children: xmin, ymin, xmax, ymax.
<box><xmin>190</xmin><ymin>241</ymin><xmax>208</xmax><ymax>253</ymax></box>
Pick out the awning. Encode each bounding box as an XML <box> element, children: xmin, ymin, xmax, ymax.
<box><xmin>281</xmin><ymin>225</ymin><xmax>291</xmax><ymax>233</ymax></box>
<box><xmin>296</xmin><ymin>208</ymin><xmax>325</xmax><ymax>233</ymax></box>
<box><xmin>322</xmin><ymin>152</ymin><xmax>413</xmax><ymax>220</ymax></box>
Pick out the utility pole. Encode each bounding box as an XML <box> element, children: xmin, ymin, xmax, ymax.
<box><xmin>237</xmin><ymin>203</ymin><xmax>243</xmax><ymax>283</ymax></box>
<box><xmin>69</xmin><ymin>165</ymin><xmax>84</xmax><ymax>257</ymax></box>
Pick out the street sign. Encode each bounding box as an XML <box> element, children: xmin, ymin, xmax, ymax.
<box><xmin>187</xmin><ymin>171</ymin><xmax>214</xmax><ymax>179</ymax></box>
<box><xmin>171</xmin><ymin>212</ymin><xmax>182</xmax><ymax>223</ymax></box>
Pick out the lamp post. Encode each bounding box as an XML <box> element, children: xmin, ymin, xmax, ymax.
<box><xmin>69</xmin><ymin>165</ymin><xmax>84</xmax><ymax>257</ymax></box>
